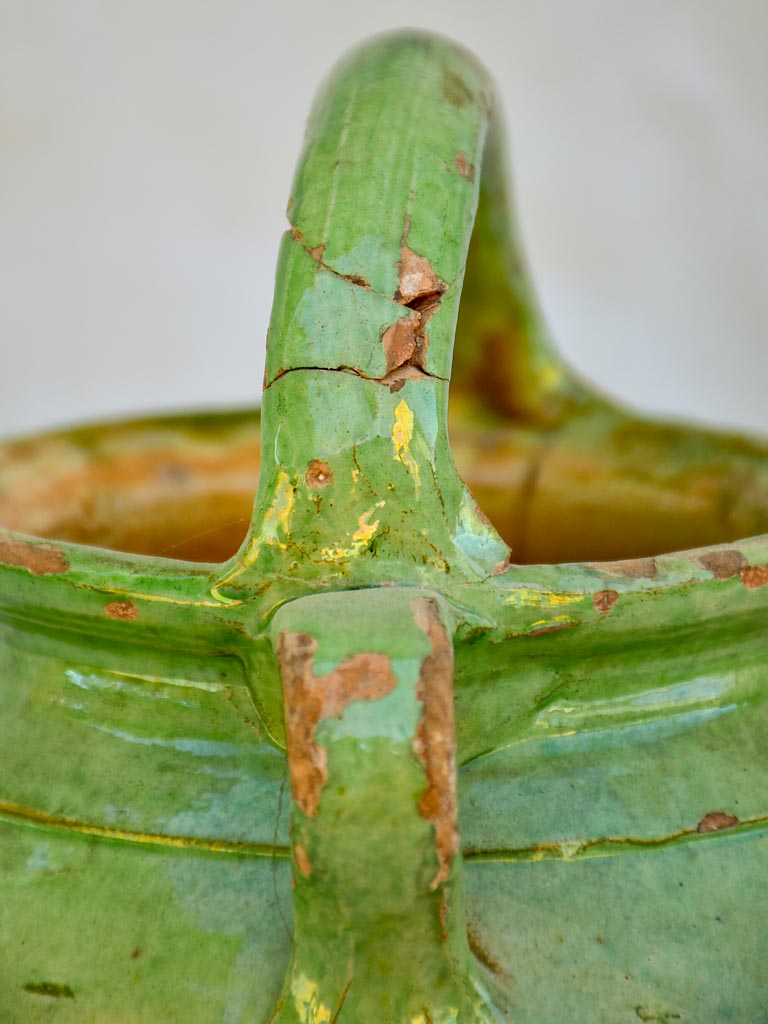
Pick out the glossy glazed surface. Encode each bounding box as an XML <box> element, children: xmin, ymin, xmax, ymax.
<box><xmin>1</xmin><ymin>31</ymin><xmax>767</xmax><ymax>1023</ymax></box>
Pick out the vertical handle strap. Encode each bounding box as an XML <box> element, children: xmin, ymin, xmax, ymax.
<box><xmin>270</xmin><ymin>587</ymin><xmax>500</xmax><ymax>1023</ymax></box>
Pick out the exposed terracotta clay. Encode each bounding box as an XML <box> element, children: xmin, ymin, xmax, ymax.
<box><xmin>294</xmin><ymin>842</ymin><xmax>312</xmax><ymax>878</ymax></box>
<box><xmin>698</xmin><ymin>549</ymin><xmax>747</xmax><ymax>580</ymax></box>
<box><xmin>593</xmin><ymin>589</ymin><xmax>620</xmax><ymax>613</ymax></box>
<box><xmin>411</xmin><ymin>598</ymin><xmax>459</xmax><ymax>888</ymax></box>
<box><xmin>454</xmin><ymin>152</ymin><xmax>475</xmax><ymax>181</ymax></box>
<box><xmin>0</xmin><ymin>537</ymin><xmax>68</xmax><ymax>576</ymax></box>
<box><xmin>396</xmin><ymin>246</ymin><xmax>446</xmax><ymax>306</ymax></box>
<box><xmin>306</xmin><ymin>460</ymin><xmax>333</xmax><ymax>489</ymax></box>
<box><xmin>104</xmin><ymin>600</ymin><xmax>140</xmax><ymax>621</ymax></box>
<box><xmin>595</xmin><ymin>557</ymin><xmax>658</xmax><ymax>579</ymax></box>
<box><xmin>382</xmin><ymin>312</ymin><xmax>422</xmax><ymax>374</ymax></box>
<box><xmin>696</xmin><ymin>812</ymin><xmax>740</xmax><ymax>834</ymax></box>
<box><xmin>277</xmin><ymin>631</ymin><xmax>397</xmax><ymax>816</ymax></box>
<box><xmin>741</xmin><ymin>565</ymin><xmax>768</xmax><ymax>590</ymax></box>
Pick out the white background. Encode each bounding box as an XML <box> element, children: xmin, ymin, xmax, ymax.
<box><xmin>1</xmin><ymin>1</ymin><xmax>766</xmax><ymax>438</ymax></box>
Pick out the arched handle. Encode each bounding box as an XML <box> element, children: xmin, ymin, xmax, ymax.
<box><xmin>265</xmin><ymin>31</ymin><xmax>490</xmax><ymax>389</ymax></box>
<box><xmin>214</xmin><ymin>32</ymin><xmax>582</xmax><ymax>602</ymax></box>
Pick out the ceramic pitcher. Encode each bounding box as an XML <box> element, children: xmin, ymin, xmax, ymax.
<box><xmin>2</xmin><ymin>31</ymin><xmax>767</xmax><ymax>1023</ymax></box>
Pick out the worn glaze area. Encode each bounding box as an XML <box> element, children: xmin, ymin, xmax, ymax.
<box><xmin>1</xmin><ymin>31</ymin><xmax>767</xmax><ymax>1023</ymax></box>
<box><xmin>4</xmin><ymin>396</ymin><xmax>768</xmax><ymax>566</ymax></box>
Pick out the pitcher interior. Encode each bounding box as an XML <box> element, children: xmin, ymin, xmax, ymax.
<box><xmin>1</xmin><ymin>400</ymin><xmax>767</xmax><ymax>565</ymax></box>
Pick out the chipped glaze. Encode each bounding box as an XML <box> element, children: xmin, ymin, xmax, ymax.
<box><xmin>1</xmin><ymin>30</ymin><xmax>767</xmax><ymax>1023</ymax></box>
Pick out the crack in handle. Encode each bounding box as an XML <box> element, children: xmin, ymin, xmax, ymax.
<box><xmin>213</xmin><ymin>32</ymin><xmax>588</xmax><ymax>603</ymax></box>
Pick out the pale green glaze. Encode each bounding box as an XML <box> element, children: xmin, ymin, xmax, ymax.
<box><xmin>1</xmin><ymin>30</ymin><xmax>767</xmax><ymax>1023</ymax></box>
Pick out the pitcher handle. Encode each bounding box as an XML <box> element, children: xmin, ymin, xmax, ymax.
<box><xmin>214</xmin><ymin>31</ymin><xmax>584</xmax><ymax>602</ymax></box>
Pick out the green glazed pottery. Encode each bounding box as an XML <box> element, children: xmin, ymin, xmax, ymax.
<box><xmin>2</xmin><ymin>31</ymin><xmax>767</xmax><ymax>1024</ymax></box>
